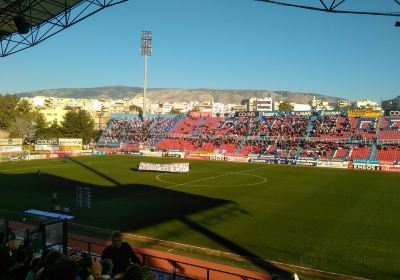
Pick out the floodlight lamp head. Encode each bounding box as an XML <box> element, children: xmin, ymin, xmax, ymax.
<box><xmin>140</xmin><ymin>31</ymin><xmax>152</xmax><ymax>56</ymax></box>
<box><xmin>395</xmin><ymin>21</ymin><xmax>400</xmax><ymax>27</ymax></box>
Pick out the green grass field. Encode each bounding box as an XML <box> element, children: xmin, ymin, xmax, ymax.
<box><xmin>0</xmin><ymin>155</ymin><xmax>399</xmax><ymax>279</ymax></box>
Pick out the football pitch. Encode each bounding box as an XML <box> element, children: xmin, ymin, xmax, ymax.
<box><xmin>0</xmin><ymin>155</ymin><xmax>399</xmax><ymax>279</ymax></box>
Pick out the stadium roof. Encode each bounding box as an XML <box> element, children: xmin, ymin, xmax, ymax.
<box><xmin>256</xmin><ymin>0</ymin><xmax>400</xmax><ymax>17</ymax></box>
<box><xmin>0</xmin><ymin>0</ymin><xmax>127</xmax><ymax>57</ymax></box>
<box><xmin>1</xmin><ymin>1</ymin><xmax>399</xmax><ymax>58</ymax></box>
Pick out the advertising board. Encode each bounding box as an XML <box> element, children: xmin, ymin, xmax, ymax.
<box><xmin>35</xmin><ymin>139</ymin><xmax>59</xmax><ymax>145</ymax></box>
<box><xmin>384</xmin><ymin>110</ymin><xmax>400</xmax><ymax>117</ymax></box>
<box><xmin>248</xmin><ymin>158</ymin><xmax>274</xmax><ymax>164</ymax></box>
<box><xmin>317</xmin><ymin>160</ymin><xmax>349</xmax><ymax>169</ymax></box>
<box><xmin>348</xmin><ymin>110</ymin><xmax>382</xmax><ymax>117</ymax></box>
<box><xmin>0</xmin><ymin>138</ymin><xmax>23</xmax><ymax>145</ymax></box>
<box><xmin>35</xmin><ymin>145</ymin><xmax>59</xmax><ymax>151</ymax></box>
<box><xmin>59</xmin><ymin>138</ymin><xmax>82</xmax><ymax>150</ymax></box>
<box><xmin>320</xmin><ymin>110</ymin><xmax>344</xmax><ymax>116</ymax></box>
<box><xmin>162</xmin><ymin>151</ymin><xmax>185</xmax><ymax>158</ymax></box>
<box><xmin>234</xmin><ymin>111</ymin><xmax>258</xmax><ymax>118</ymax></box>
<box><xmin>186</xmin><ymin>154</ymin><xmax>210</xmax><ymax>160</ymax></box>
<box><xmin>353</xmin><ymin>163</ymin><xmax>380</xmax><ymax>171</ymax></box>
<box><xmin>0</xmin><ymin>145</ymin><xmax>22</xmax><ymax>152</ymax></box>
<box><xmin>295</xmin><ymin>158</ymin><xmax>318</xmax><ymax>166</ymax></box>
<box><xmin>380</xmin><ymin>166</ymin><xmax>400</xmax><ymax>173</ymax></box>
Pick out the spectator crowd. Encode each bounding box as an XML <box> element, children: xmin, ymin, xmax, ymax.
<box><xmin>0</xmin><ymin>231</ymin><xmax>157</xmax><ymax>280</ymax></box>
<box><xmin>97</xmin><ymin>113</ymin><xmax>396</xmax><ymax>160</ymax></box>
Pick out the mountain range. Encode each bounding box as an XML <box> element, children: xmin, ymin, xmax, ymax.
<box><xmin>17</xmin><ymin>86</ymin><xmax>342</xmax><ymax>104</ymax></box>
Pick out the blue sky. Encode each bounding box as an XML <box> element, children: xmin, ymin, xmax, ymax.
<box><xmin>0</xmin><ymin>0</ymin><xmax>399</xmax><ymax>102</ymax></box>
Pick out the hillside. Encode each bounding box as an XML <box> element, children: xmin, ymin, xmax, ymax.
<box><xmin>17</xmin><ymin>86</ymin><xmax>341</xmax><ymax>104</ymax></box>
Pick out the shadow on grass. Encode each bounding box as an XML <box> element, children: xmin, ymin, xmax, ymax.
<box><xmin>0</xmin><ymin>158</ymin><xmax>292</xmax><ymax>279</ymax></box>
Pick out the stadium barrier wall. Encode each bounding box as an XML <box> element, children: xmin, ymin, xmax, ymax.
<box><xmin>380</xmin><ymin>165</ymin><xmax>400</xmax><ymax>173</ymax></box>
<box><xmin>161</xmin><ymin>151</ymin><xmax>185</xmax><ymax>158</ymax></box>
<box><xmin>316</xmin><ymin>160</ymin><xmax>349</xmax><ymax>169</ymax></box>
<box><xmin>4</xmin><ymin>146</ymin><xmax>400</xmax><ymax>175</ymax></box>
<box><xmin>70</xmin><ymin>238</ymin><xmax>266</xmax><ymax>280</ymax></box>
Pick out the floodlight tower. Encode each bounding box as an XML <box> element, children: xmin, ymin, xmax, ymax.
<box><xmin>141</xmin><ymin>31</ymin><xmax>152</xmax><ymax>115</ymax></box>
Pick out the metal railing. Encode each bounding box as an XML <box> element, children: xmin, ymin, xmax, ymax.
<box><xmin>68</xmin><ymin>236</ymin><xmax>263</xmax><ymax>280</ymax></box>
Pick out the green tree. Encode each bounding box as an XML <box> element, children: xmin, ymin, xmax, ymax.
<box><xmin>47</xmin><ymin>120</ymin><xmax>63</xmax><ymax>138</ymax></box>
<box><xmin>278</xmin><ymin>101</ymin><xmax>294</xmax><ymax>112</ymax></box>
<box><xmin>0</xmin><ymin>96</ymin><xmax>40</xmax><ymax>140</ymax></box>
<box><xmin>33</xmin><ymin>113</ymin><xmax>50</xmax><ymax>138</ymax></box>
<box><xmin>15</xmin><ymin>99</ymin><xmax>32</xmax><ymax>117</ymax></box>
<box><xmin>170</xmin><ymin>108</ymin><xmax>181</xmax><ymax>114</ymax></box>
<box><xmin>9</xmin><ymin>118</ymin><xmax>33</xmax><ymax>138</ymax></box>
<box><xmin>129</xmin><ymin>105</ymin><xmax>143</xmax><ymax>114</ymax></box>
<box><xmin>0</xmin><ymin>95</ymin><xmax>19</xmax><ymax>130</ymax></box>
<box><xmin>61</xmin><ymin>109</ymin><xmax>95</xmax><ymax>144</ymax></box>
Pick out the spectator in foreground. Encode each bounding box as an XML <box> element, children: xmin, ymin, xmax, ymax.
<box><xmin>45</xmin><ymin>259</ymin><xmax>79</xmax><ymax>280</ymax></box>
<box><xmin>101</xmin><ymin>231</ymin><xmax>142</xmax><ymax>275</ymax></box>
<box><xmin>8</xmin><ymin>248</ymin><xmax>29</xmax><ymax>280</ymax></box>
<box><xmin>100</xmin><ymin>259</ymin><xmax>113</xmax><ymax>279</ymax></box>
<box><xmin>0</xmin><ymin>232</ymin><xmax>14</xmax><ymax>280</ymax></box>
<box><xmin>35</xmin><ymin>249</ymin><xmax>65</xmax><ymax>280</ymax></box>
<box><xmin>123</xmin><ymin>264</ymin><xmax>158</xmax><ymax>280</ymax></box>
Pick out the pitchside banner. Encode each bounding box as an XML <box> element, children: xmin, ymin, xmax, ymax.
<box><xmin>353</xmin><ymin>160</ymin><xmax>380</xmax><ymax>165</ymax></box>
<box><xmin>295</xmin><ymin>157</ymin><xmax>318</xmax><ymax>166</ymax></box>
<box><xmin>320</xmin><ymin>110</ymin><xmax>345</xmax><ymax>116</ymax></box>
<box><xmin>380</xmin><ymin>165</ymin><xmax>400</xmax><ymax>173</ymax></box>
<box><xmin>317</xmin><ymin>159</ymin><xmax>349</xmax><ymax>169</ymax></box>
<box><xmin>348</xmin><ymin>109</ymin><xmax>382</xmax><ymax>117</ymax></box>
<box><xmin>0</xmin><ymin>146</ymin><xmax>22</xmax><ymax>152</ymax></box>
<box><xmin>352</xmin><ymin>160</ymin><xmax>380</xmax><ymax>171</ymax></box>
<box><xmin>0</xmin><ymin>138</ymin><xmax>23</xmax><ymax>153</ymax></box>
<box><xmin>353</xmin><ymin>164</ymin><xmax>380</xmax><ymax>171</ymax></box>
<box><xmin>292</xmin><ymin>111</ymin><xmax>312</xmax><ymax>116</ymax></box>
<box><xmin>384</xmin><ymin>110</ymin><xmax>400</xmax><ymax>117</ymax></box>
<box><xmin>0</xmin><ymin>139</ymin><xmax>22</xmax><ymax>145</ymax></box>
<box><xmin>35</xmin><ymin>139</ymin><xmax>59</xmax><ymax>151</ymax></box>
<box><xmin>138</xmin><ymin>162</ymin><xmax>190</xmax><ymax>173</ymax></box>
<box><xmin>59</xmin><ymin>138</ymin><xmax>82</xmax><ymax>151</ymax></box>
<box><xmin>225</xmin><ymin>111</ymin><xmax>258</xmax><ymax>118</ymax></box>
<box><xmin>162</xmin><ymin>151</ymin><xmax>185</xmax><ymax>158</ymax></box>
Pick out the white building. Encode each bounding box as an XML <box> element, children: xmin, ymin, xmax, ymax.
<box><xmin>293</xmin><ymin>103</ymin><xmax>312</xmax><ymax>111</ymax></box>
<box><xmin>311</xmin><ymin>97</ymin><xmax>334</xmax><ymax>111</ymax></box>
<box><xmin>353</xmin><ymin>99</ymin><xmax>381</xmax><ymax>110</ymax></box>
<box><xmin>337</xmin><ymin>99</ymin><xmax>352</xmax><ymax>109</ymax></box>
<box><xmin>226</xmin><ymin>104</ymin><xmax>245</xmax><ymax>113</ymax></box>
<box><xmin>31</xmin><ymin>96</ymin><xmax>46</xmax><ymax>107</ymax></box>
<box><xmin>244</xmin><ymin>97</ymin><xmax>273</xmax><ymax>112</ymax></box>
<box><xmin>171</xmin><ymin>101</ymin><xmax>195</xmax><ymax>113</ymax></box>
<box><xmin>212</xmin><ymin>102</ymin><xmax>226</xmax><ymax>116</ymax></box>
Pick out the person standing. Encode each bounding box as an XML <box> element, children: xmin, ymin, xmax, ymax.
<box><xmin>51</xmin><ymin>191</ymin><xmax>58</xmax><ymax>205</ymax></box>
<box><xmin>101</xmin><ymin>231</ymin><xmax>142</xmax><ymax>275</ymax></box>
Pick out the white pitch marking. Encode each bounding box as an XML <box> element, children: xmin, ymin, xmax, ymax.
<box><xmin>0</xmin><ymin>161</ymin><xmax>101</xmax><ymax>173</ymax></box>
<box><xmin>156</xmin><ymin>172</ymin><xmax>267</xmax><ymax>187</ymax></box>
<box><xmin>156</xmin><ymin>165</ymin><xmax>269</xmax><ymax>189</ymax></box>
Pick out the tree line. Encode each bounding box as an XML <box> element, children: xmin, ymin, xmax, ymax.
<box><xmin>0</xmin><ymin>95</ymin><xmax>97</xmax><ymax>144</ymax></box>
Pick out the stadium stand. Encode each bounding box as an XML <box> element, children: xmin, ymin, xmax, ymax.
<box><xmin>348</xmin><ymin>145</ymin><xmax>371</xmax><ymax>160</ymax></box>
<box><xmin>171</xmin><ymin>116</ymin><xmax>203</xmax><ymax>135</ymax></box>
<box><xmin>378</xmin><ymin>116</ymin><xmax>400</xmax><ymax>142</ymax></box>
<box><xmin>376</xmin><ymin>145</ymin><xmax>400</xmax><ymax>161</ymax></box>
<box><xmin>99</xmin><ymin>115</ymin><xmax>182</xmax><ymax>147</ymax></box>
<box><xmin>98</xmin><ymin>112</ymin><xmax>400</xmax><ymax>162</ymax></box>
